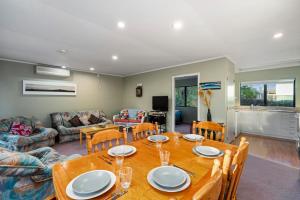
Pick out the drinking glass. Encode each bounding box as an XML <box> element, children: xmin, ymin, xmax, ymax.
<box><xmin>173</xmin><ymin>132</ymin><xmax>180</xmax><ymax>144</ymax></box>
<box><xmin>119</xmin><ymin>167</ymin><xmax>133</xmax><ymax>191</ymax></box>
<box><xmin>155</xmin><ymin>141</ymin><xmax>162</xmax><ymax>150</ymax></box>
<box><xmin>159</xmin><ymin>150</ymin><xmax>170</xmax><ymax>166</ymax></box>
<box><xmin>195</xmin><ymin>137</ymin><xmax>203</xmax><ymax>147</ymax></box>
<box><xmin>115</xmin><ymin>155</ymin><xmax>124</xmax><ymax>168</ymax></box>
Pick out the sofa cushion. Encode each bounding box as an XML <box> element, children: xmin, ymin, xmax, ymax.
<box><xmin>0</xmin><ymin>147</ymin><xmax>45</xmax><ymax>176</ymax></box>
<box><xmin>10</xmin><ymin>122</ymin><xmax>33</xmax><ymax>136</ymax></box>
<box><xmin>0</xmin><ymin>118</ymin><xmax>12</xmax><ymax>132</ymax></box>
<box><xmin>88</xmin><ymin>114</ymin><xmax>100</xmax><ymax>124</ymax></box>
<box><xmin>119</xmin><ymin>110</ymin><xmax>129</xmax><ymax>119</ymax></box>
<box><xmin>79</xmin><ymin>115</ymin><xmax>90</xmax><ymax>126</ymax></box>
<box><xmin>68</xmin><ymin>116</ymin><xmax>83</xmax><ymax>127</ymax></box>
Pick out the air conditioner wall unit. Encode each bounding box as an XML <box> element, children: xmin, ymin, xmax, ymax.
<box><xmin>35</xmin><ymin>66</ymin><xmax>70</xmax><ymax>77</ymax></box>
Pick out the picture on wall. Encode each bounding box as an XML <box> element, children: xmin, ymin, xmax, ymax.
<box><xmin>200</xmin><ymin>81</ymin><xmax>221</xmax><ymax>90</ymax></box>
<box><xmin>23</xmin><ymin>80</ymin><xmax>77</xmax><ymax>96</ymax></box>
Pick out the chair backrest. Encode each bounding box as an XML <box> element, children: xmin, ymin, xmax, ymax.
<box><xmin>219</xmin><ymin>150</ymin><xmax>232</xmax><ymax>200</ymax></box>
<box><xmin>192</xmin><ymin>121</ymin><xmax>225</xmax><ymax>142</ymax></box>
<box><xmin>226</xmin><ymin>137</ymin><xmax>249</xmax><ymax>200</ymax></box>
<box><xmin>192</xmin><ymin>159</ymin><xmax>223</xmax><ymax>200</ymax></box>
<box><xmin>91</xmin><ymin>129</ymin><xmax>127</xmax><ymax>152</ymax></box>
<box><xmin>131</xmin><ymin>122</ymin><xmax>158</xmax><ymax>140</ymax></box>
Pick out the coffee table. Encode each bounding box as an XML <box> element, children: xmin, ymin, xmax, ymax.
<box><xmin>80</xmin><ymin>124</ymin><xmax>119</xmax><ymax>153</ymax></box>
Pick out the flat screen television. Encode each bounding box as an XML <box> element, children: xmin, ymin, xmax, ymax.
<box><xmin>152</xmin><ymin>96</ymin><xmax>168</xmax><ymax>111</ymax></box>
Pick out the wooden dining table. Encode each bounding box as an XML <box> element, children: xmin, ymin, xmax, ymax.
<box><xmin>52</xmin><ymin>132</ymin><xmax>238</xmax><ymax>200</ymax></box>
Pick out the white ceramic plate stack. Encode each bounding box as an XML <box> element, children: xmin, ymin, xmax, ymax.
<box><xmin>108</xmin><ymin>145</ymin><xmax>137</xmax><ymax>157</ymax></box>
<box><xmin>147</xmin><ymin>166</ymin><xmax>191</xmax><ymax>192</ymax></box>
<box><xmin>147</xmin><ymin>135</ymin><xmax>169</xmax><ymax>143</ymax></box>
<box><xmin>66</xmin><ymin>170</ymin><xmax>116</xmax><ymax>200</ymax></box>
<box><xmin>183</xmin><ymin>134</ymin><xmax>204</xmax><ymax>142</ymax></box>
<box><xmin>193</xmin><ymin>146</ymin><xmax>224</xmax><ymax>158</ymax></box>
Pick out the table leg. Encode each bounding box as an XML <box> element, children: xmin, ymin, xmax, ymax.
<box><xmin>80</xmin><ymin>131</ymin><xmax>82</xmax><ymax>146</ymax></box>
<box><xmin>86</xmin><ymin>134</ymin><xmax>92</xmax><ymax>154</ymax></box>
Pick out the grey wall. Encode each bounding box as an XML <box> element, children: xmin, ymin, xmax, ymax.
<box><xmin>175</xmin><ymin>76</ymin><xmax>197</xmax><ymax>124</ymax></box>
<box><xmin>122</xmin><ymin>57</ymin><xmax>234</xmax><ymax>131</ymax></box>
<box><xmin>235</xmin><ymin>66</ymin><xmax>300</xmax><ymax>107</ymax></box>
<box><xmin>0</xmin><ymin>60</ymin><xmax>124</xmax><ymax>126</ymax></box>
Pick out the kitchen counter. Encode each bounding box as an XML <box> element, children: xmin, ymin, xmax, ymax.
<box><xmin>233</xmin><ymin>106</ymin><xmax>300</xmax><ymax>113</ymax></box>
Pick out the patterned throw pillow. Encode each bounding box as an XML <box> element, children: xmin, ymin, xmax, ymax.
<box><xmin>0</xmin><ymin>118</ymin><xmax>12</xmax><ymax>132</ymax></box>
<box><xmin>10</xmin><ymin>121</ymin><xmax>32</xmax><ymax>136</ymax></box>
<box><xmin>68</xmin><ymin>115</ymin><xmax>83</xmax><ymax>127</ymax></box>
<box><xmin>79</xmin><ymin>115</ymin><xmax>90</xmax><ymax>126</ymax></box>
<box><xmin>136</xmin><ymin>111</ymin><xmax>145</xmax><ymax>120</ymax></box>
<box><xmin>119</xmin><ymin>110</ymin><xmax>129</xmax><ymax>119</ymax></box>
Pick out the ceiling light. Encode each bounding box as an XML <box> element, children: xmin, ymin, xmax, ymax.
<box><xmin>273</xmin><ymin>32</ymin><xmax>283</xmax><ymax>39</ymax></box>
<box><xmin>89</xmin><ymin>67</ymin><xmax>95</xmax><ymax>71</ymax></box>
<box><xmin>61</xmin><ymin>66</ymin><xmax>66</xmax><ymax>69</ymax></box>
<box><xmin>172</xmin><ymin>21</ymin><xmax>183</xmax><ymax>30</ymax></box>
<box><xmin>117</xmin><ymin>21</ymin><xmax>126</xmax><ymax>29</ymax></box>
<box><xmin>57</xmin><ymin>49</ymin><xmax>68</xmax><ymax>54</ymax></box>
<box><xmin>112</xmin><ymin>55</ymin><xmax>118</xmax><ymax>60</ymax></box>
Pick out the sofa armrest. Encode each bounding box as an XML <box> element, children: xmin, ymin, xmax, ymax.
<box><xmin>27</xmin><ymin>147</ymin><xmax>54</xmax><ymax>158</ymax></box>
<box><xmin>113</xmin><ymin>114</ymin><xmax>120</xmax><ymax>121</ymax></box>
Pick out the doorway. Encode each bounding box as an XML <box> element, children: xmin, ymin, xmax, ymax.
<box><xmin>171</xmin><ymin>73</ymin><xmax>200</xmax><ymax>133</ymax></box>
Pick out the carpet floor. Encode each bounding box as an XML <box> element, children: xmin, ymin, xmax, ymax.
<box><xmin>54</xmin><ymin>139</ymin><xmax>300</xmax><ymax>200</ymax></box>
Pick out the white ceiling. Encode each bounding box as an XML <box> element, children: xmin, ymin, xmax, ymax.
<box><xmin>0</xmin><ymin>0</ymin><xmax>299</xmax><ymax>76</ymax></box>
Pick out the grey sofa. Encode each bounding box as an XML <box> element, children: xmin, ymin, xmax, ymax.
<box><xmin>50</xmin><ymin>110</ymin><xmax>112</xmax><ymax>143</ymax></box>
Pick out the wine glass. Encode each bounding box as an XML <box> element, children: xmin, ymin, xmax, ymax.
<box><xmin>155</xmin><ymin>141</ymin><xmax>162</xmax><ymax>150</ymax></box>
<box><xmin>119</xmin><ymin>167</ymin><xmax>133</xmax><ymax>191</ymax></box>
<box><xmin>115</xmin><ymin>154</ymin><xmax>124</xmax><ymax>168</ymax></box>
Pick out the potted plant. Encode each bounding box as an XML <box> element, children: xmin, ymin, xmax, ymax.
<box><xmin>198</xmin><ymin>89</ymin><xmax>213</xmax><ymax>121</ymax></box>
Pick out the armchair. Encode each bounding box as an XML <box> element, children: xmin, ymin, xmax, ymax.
<box><xmin>0</xmin><ymin>146</ymin><xmax>80</xmax><ymax>200</ymax></box>
<box><xmin>113</xmin><ymin>109</ymin><xmax>147</xmax><ymax>127</ymax></box>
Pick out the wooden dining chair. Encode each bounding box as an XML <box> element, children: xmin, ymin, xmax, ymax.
<box><xmin>225</xmin><ymin>137</ymin><xmax>249</xmax><ymax>200</ymax></box>
<box><xmin>192</xmin><ymin>121</ymin><xmax>225</xmax><ymax>142</ymax></box>
<box><xmin>192</xmin><ymin>159</ymin><xmax>223</xmax><ymax>200</ymax></box>
<box><xmin>219</xmin><ymin>149</ymin><xmax>232</xmax><ymax>200</ymax></box>
<box><xmin>131</xmin><ymin>122</ymin><xmax>159</xmax><ymax>141</ymax></box>
<box><xmin>89</xmin><ymin>129</ymin><xmax>127</xmax><ymax>153</ymax></box>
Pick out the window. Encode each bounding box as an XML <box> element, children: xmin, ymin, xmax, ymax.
<box><xmin>175</xmin><ymin>86</ymin><xmax>198</xmax><ymax>107</ymax></box>
<box><xmin>240</xmin><ymin>79</ymin><xmax>295</xmax><ymax>107</ymax></box>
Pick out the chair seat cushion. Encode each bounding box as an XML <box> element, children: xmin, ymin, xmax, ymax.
<box><xmin>114</xmin><ymin>119</ymin><xmax>129</xmax><ymax>123</ymax></box>
<box><xmin>128</xmin><ymin>119</ymin><xmax>141</xmax><ymax>123</ymax></box>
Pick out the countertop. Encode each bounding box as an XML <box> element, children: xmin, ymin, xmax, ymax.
<box><xmin>232</xmin><ymin>106</ymin><xmax>300</xmax><ymax>113</ymax></box>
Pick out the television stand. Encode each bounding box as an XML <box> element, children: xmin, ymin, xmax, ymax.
<box><xmin>148</xmin><ymin>111</ymin><xmax>167</xmax><ymax>132</ymax></box>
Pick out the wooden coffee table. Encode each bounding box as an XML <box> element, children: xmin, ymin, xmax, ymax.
<box><xmin>80</xmin><ymin>124</ymin><xmax>119</xmax><ymax>153</ymax></box>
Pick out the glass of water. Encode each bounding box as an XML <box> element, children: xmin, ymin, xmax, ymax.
<box><xmin>159</xmin><ymin>150</ymin><xmax>170</xmax><ymax>166</ymax></box>
<box><xmin>155</xmin><ymin>141</ymin><xmax>162</xmax><ymax>150</ymax></box>
<box><xmin>119</xmin><ymin>167</ymin><xmax>133</xmax><ymax>191</ymax></box>
<box><xmin>115</xmin><ymin>154</ymin><xmax>124</xmax><ymax>168</ymax></box>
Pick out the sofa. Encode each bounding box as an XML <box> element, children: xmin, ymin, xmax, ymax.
<box><xmin>50</xmin><ymin>110</ymin><xmax>112</xmax><ymax>143</ymax></box>
<box><xmin>0</xmin><ymin>116</ymin><xmax>58</xmax><ymax>152</ymax></box>
<box><xmin>0</xmin><ymin>145</ymin><xmax>80</xmax><ymax>200</ymax></box>
<box><xmin>113</xmin><ymin>109</ymin><xmax>147</xmax><ymax>127</ymax></box>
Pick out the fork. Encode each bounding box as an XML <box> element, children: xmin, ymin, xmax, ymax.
<box><xmin>98</xmin><ymin>155</ymin><xmax>112</xmax><ymax>165</ymax></box>
<box><xmin>104</xmin><ymin>190</ymin><xmax>128</xmax><ymax>200</ymax></box>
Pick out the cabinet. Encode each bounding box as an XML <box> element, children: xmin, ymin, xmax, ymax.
<box><xmin>237</xmin><ymin>110</ymin><xmax>298</xmax><ymax>140</ymax></box>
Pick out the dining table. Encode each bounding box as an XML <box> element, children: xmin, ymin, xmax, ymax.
<box><xmin>52</xmin><ymin>132</ymin><xmax>238</xmax><ymax>200</ymax></box>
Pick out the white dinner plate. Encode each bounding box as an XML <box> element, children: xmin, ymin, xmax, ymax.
<box><xmin>147</xmin><ymin>167</ymin><xmax>191</xmax><ymax>192</ymax></box>
<box><xmin>147</xmin><ymin>135</ymin><xmax>169</xmax><ymax>143</ymax></box>
<box><xmin>193</xmin><ymin>147</ymin><xmax>224</xmax><ymax>158</ymax></box>
<box><xmin>66</xmin><ymin>170</ymin><xmax>116</xmax><ymax>200</ymax></box>
<box><xmin>152</xmin><ymin>166</ymin><xmax>187</xmax><ymax>188</ymax></box>
<box><xmin>72</xmin><ymin>170</ymin><xmax>111</xmax><ymax>195</ymax></box>
<box><xmin>195</xmin><ymin>146</ymin><xmax>221</xmax><ymax>156</ymax></box>
<box><xmin>183</xmin><ymin>134</ymin><xmax>204</xmax><ymax>142</ymax></box>
<box><xmin>107</xmin><ymin>145</ymin><xmax>136</xmax><ymax>157</ymax></box>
